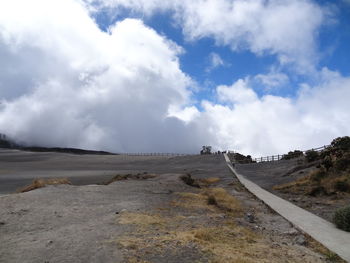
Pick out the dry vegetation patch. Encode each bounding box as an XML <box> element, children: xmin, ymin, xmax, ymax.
<box><xmin>273</xmin><ymin>136</ymin><xmax>350</xmax><ymax>197</ymax></box>
<box><xmin>174</xmin><ymin>187</ymin><xmax>242</xmax><ymax>216</ymax></box>
<box><xmin>273</xmin><ymin>172</ymin><xmax>350</xmax><ymax>197</ymax></box>
<box><xmin>115</xmin><ymin>210</ymin><xmax>327</xmax><ymax>263</ymax></box>
<box><xmin>199</xmin><ymin>177</ymin><xmax>221</xmax><ymax>186</ymax></box>
<box><xmin>102</xmin><ymin>173</ymin><xmax>158</xmax><ymax>185</ymax></box>
<box><xmin>16</xmin><ymin>178</ymin><xmax>71</xmax><ymax>193</ymax></box>
<box><xmin>113</xmin><ymin>185</ymin><xmax>329</xmax><ymax>263</ymax></box>
<box><xmin>117</xmin><ymin>212</ymin><xmax>166</xmax><ymax>226</ymax></box>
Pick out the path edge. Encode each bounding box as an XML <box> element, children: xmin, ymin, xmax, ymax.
<box><xmin>223</xmin><ymin>153</ymin><xmax>350</xmax><ymax>262</ymax></box>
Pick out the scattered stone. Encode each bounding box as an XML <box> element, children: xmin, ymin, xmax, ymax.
<box><xmin>244</xmin><ymin>212</ymin><xmax>255</xmax><ymax>223</ymax></box>
<box><xmin>150</xmin><ymin>190</ymin><xmax>173</xmax><ymax>194</ymax></box>
<box><xmin>9</xmin><ymin>209</ymin><xmax>28</xmax><ymax>216</ymax></box>
<box><xmin>46</xmin><ymin>240</ymin><xmax>53</xmax><ymax>247</ymax></box>
<box><xmin>284</xmin><ymin>228</ymin><xmax>298</xmax><ymax>236</ymax></box>
<box><xmin>295</xmin><ymin>235</ymin><xmax>307</xmax><ymax>246</ymax></box>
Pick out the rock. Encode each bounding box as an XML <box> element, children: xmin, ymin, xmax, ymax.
<box><xmin>0</xmin><ymin>221</ymin><xmax>5</xmax><ymax>226</ymax></box>
<box><xmin>284</xmin><ymin>228</ymin><xmax>298</xmax><ymax>236</ymax></box>
<box><xmin>150</xmin><ymin>190</ymin><xmax>173</xmax><ymax>194</ymax></box>
<box><xmin>295</xmin><ymin>235</ymin><xmax>307</xmax><ymax>246</ymax></box>
<box><xmin>244</xmin><ymin>213</ymin><xmax>255</xmax><ymax>223</ymax></box>
<box><xmin>46</xmin><ymin>240</ymin><xmax>53</xmax><ymax>247</ymax></box>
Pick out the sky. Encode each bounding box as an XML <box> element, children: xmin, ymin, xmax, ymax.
<box><xmin>0</xmin><ymin>0</ymin><xmax>349</xmax><ymax>156</ymax></box>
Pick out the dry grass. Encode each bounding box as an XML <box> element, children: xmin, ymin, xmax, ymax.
<box><xmin>174</xmin><ymin>188</ymin><xmax>242</xmax><ymax>216</ymax></box>
<box><xmin>306</xmin><ymin>235</ymin><xmax>346</xmax><ymax>262</ymax></box>
<box><xmin>273</xmin><ymin>175</ymin><xmax>310</xmax><ymax>191</ymax></box>
<box><xmin>16</xmin><ymin>178</ymin><xmax>71</xmax><ymax>193</ymax></box>
<box><xmin>204</xmin><ymin>188</ymin><xmax>242</xmax><ymax>213</ymax></box>
<box><xmin>116</xmin><ymin>211</ymin><xmax>324</xmax><ymax>263</ymax></box>
<box><xmin>102</xmin><ymin>173</ymin><xmax>158</xmax><ymax>185</ymax></box>
<box><xmin>273</xmin><ymin>173</ymin><xmax>350</xmax><ymax>196</ymax></box>
<box><xmin>117</xmin><ymin>212</ymin><xmax>165</xmax><ymax>226</ymax></box>
<box><xmin>199</xmin><ymin>177</ymin><xmax>221</xmax><ymax>186</ymax></box>
<box><xmin>114</xmin><ymin>187</ymin><xmax>329</xmax><ymax>262</ymax></box>
<box><xmin>173</xmin><ymin>192</ymin><xmax>212</xmax><ymax>210</ymax></box>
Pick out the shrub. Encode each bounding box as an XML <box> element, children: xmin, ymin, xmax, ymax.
<box><xmin>331</xmin><ymin>136</ymin><xmax>350</xmax><ymax>151</ymax></box>
<box><xmin>333</xmin><ymin>206</ymin><xmax>350</xmax><ymax>232</ymax></box>
<box><xmin>233</xmin><ymin>153</ymin><xmax>253</xmax><ymax>163</ymax></box>
<box><xmin>180</xmin><ymin>174</ymin><xmax>200</xmax><ymax>188</ymax></box>
<box><xmin>308</xmin><ymin>186</ymin><xmax>327</xmax><ymax>196</ymax></box>
<box><xmin>305</xmin><ymin>150</ymin><xmax>319</xmax><ymax>162</ymax></box>
<box><xmin>282</xmin><ymin>150</ymin><xmax>304</xmax><ymax>160</ymax></box>
<box><xmin>322</xmin><ymin>156</ymin><xmax>333</xmax><ymax>171</ymax></box>
<box><xmin>310</xmin><ymin>169</ymin><xmax>327</xmax><ymax>182</ymax></box>
<box><xmin>334</xmin><ymin>154</ymin><xmax>350</xmax><ymax>171</ymax></box>
<box><xmin>207</xmin><ymin>195</ymin><xmax>218</xmax><ymax>206</ymax></box>
<box><xmin>334</xmin><ymin>180</ymin><xmax>350</xmax><ymax>192</ymax></box>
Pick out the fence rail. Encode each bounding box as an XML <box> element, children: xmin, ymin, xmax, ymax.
<box><xmin>119</xmin><ymin>153</ymin><xmax>193</xmax><ymax>156</ymax></box>
<box><xmin>253</xmin><ymin>145</ymin><xmax>330</xmax><ymax>163</ymax></box>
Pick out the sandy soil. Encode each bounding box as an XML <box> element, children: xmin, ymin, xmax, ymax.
<box><xmin>0</xmin><ymin>151</ymin><xmax>341</xmax><ymax>262</ymax></box>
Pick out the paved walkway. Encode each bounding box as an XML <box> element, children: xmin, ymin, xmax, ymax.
<box><xmin>224</xmin><ymin>154</ymin><xmax>350</xmax><ymax>262</ymax></box>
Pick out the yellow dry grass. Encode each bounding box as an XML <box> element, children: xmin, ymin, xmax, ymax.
<box><xmin>306</xmin><ymin>235</ymin><xmax>346</xmax><ymax>262</ymax></box>
<box><xmin>199</xmin><ymin>177</ymin><xmax>221</xmax><ymax>185</ymax></box>
<box><xmin>114</xmin><ymin>187</ymin><xmax>329</xmax><ymax>262</ymax></box>
<box><xmin>273</xmin><ymin>175</ymin><xmax>310</xmax><ymax>191</ymax></box>
<box><xmin>174</xmin><ymin>187</ymin><xmax>242</xmax><ymax>215</ymax></box>
<box><xmin>117</xmin><ymin>212</ymin><xmax>165</xmax><ymax>226</ymax></box>
<box><xmin>103</xmin><ymin>173</ymin><xmax>158</xmax><ymax>185</ymax></box>
<box><xmin>204</xmin><ymin>188</ymin><xmax>242</xmax><ymax>213</ymax></box>
<box><xmin>16</xmin><ymin>178</ymin><xmax>71</xmax><ymax>193</ymax></box>
<box><xmin>273</xmin><ymin>172</ymin><xmax>350</xmax><ymax>196</ymax></box>
<box><xmin>116</xmin><ymin>212</ymin><xmax>325</xmax><ymax>263</ymax></box>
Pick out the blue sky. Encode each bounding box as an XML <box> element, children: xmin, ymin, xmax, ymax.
<box><xmin>94</xmin><ymin>0</ymin><xmax>350</xmax><ymax>103</ymax></box>
<box><xmin>0</xmin><ymin>0</ymin><xmax>349</xmax><ymax>155</ymax></box>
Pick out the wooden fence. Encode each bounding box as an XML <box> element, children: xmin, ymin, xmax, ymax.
<box><xmin>253</xmin><ymin>145</ymin><xmax>330</xmax><ymax>163</ymax></box>
<box><xmin>119</xmin><ymin>153</ymin><xmax>191</xmax><ymax>156</ymax></box>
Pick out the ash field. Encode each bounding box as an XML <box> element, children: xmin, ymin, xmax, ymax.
<box><xmin>0</xmin><ymin>149</ymin><xmax>343</xmax><ymax>262</ymax></box>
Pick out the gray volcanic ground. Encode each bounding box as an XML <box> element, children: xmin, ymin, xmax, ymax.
<box><xmin>0</xmin><ymin>148</ymin><xmax>336</xmax><ymax>262</ymax></box>
<box><xmin>0</xmin><ymin>149</ymin><xmax>227</xmax><ymax>194</ymax></box>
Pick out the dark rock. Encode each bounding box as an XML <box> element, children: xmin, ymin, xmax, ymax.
<box><xmin>244</xmin><ymin>213</ymin><xmax>255</xmax><ymax>223</ymax></box>
<box><xmin>295</xmin><ymin>235</ymin><xmax>307</xmax><ymax>246</ymax></box>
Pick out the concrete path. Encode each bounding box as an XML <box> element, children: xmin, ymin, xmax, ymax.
<box><xmin>224</xmin><ymin>154</ymin><xmax>350</xmax><ymax>262</ymax></box>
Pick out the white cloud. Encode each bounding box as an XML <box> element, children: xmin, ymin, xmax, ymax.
<box><xmin>0</xmin><ymin>0</ymin><xmax>348</xmax><ymax>158</ymax></box>
<box><xmin>206</xmin><ymin>52</ymin><xmax>225</xmax><ymax>72</ymax></box>
<box><xmin>198</xmin><ymin>69</ymin><xmax>350</xmax><ymax>156</ymax></box>
<box><xmin>0</xmin><ymin>0</ymin><xmax>204</xmax><ymax>153</ymax></box>
<box><xmin>255</xmin><ymin>71</ymin><xmax>289</xmax><ymax>90</ymax></box>
<box><xmin>217</xmin><ymin>79</ymin><xmax>257</xmax><ymax>105</ymax></box>
<box><xmin>90</xmin><ymin>0</ymin><xmax>330</xmax><ymax>72</ymax></box>
<box><xmin>168</xmin><ymin>105</ymin><xmax>200</xmax><ymax>123</ymax></box>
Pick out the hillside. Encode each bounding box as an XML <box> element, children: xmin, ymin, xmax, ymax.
<box><xmin>235</xmin><ymin>136</ymin><xmax>350</xmax><ymax>225</ymax></box>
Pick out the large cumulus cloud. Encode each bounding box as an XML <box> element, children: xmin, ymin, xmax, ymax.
<box><xmin>0</xmin><ymin>0</ymin><xmax>349</xmax><ymax>157</ymax></box>
<box><xmin>0</xmin><ymin>0</ymin><xmax>204</xmax><ymax>153</ymax></box>
<box><xmin>193</xmin><ymin>69</ymin><xmax>350</xmax><ymax>156</ymax></box>
<box><xmin>89</xmin><ymin>0</ymin><xmax>329</xmax><ymax>72</ymax></box>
